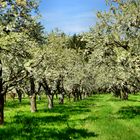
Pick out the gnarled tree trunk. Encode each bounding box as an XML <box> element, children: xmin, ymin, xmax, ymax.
<box><xmin>4</xmin><ymin>94</ymin><xmax>6</xmax><ymax>103</ymax></box>
<box><xmin>41</xmin><ymin>78</ymin><xmax>54</xmax><ymax>109</ymax></box>
<box><xmin>47</xmin><ymin>94</ymin><xmax>54</xmax><ymax>109</ymax></box>
<box><xmin>0</xmin><ymin>95</ymin><xmax>4</xmax><ymax>125</ymax></box>
<box><xmin>58</xmin><ymin>93</ymin><xmax>64</xmax><ymax>104</ymax></box>
<box><xmin>72</xmin><ymin>92</ymin><xmax>76</xmax><ymax>102</ymax></box>
<box><xmin>30</xmin><ymin>75</ymin><xmax>37</xmax><ymax>112</ymax></box>
<box><xmin>30</xmin><ymin>94</ymin><xmax>37</xmax><ymax>112</ymax></box>
<box><xmin>122</xmin><ymin>92</ymin><xmax>128</xmax><ymax>100</ymax></box>
<box><xmin>16</xmin><ymin>88</ymin><xmax>22</xmax><ymax>103</ymax></box>
<box><xmin>0</xmin><ymin>60</ymin><xmax>4</xmax><ymax>125</ymax></box>
<box><xmin>84</xmin><ymin>92</ymin><xmax>88</xmax><ymax>98</ymax></box>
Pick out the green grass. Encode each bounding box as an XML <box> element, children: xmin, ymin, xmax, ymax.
<box><xmin>1</xmin><ymin>94</ymin><xmax>140</xmax><ymax>140</ymax></box>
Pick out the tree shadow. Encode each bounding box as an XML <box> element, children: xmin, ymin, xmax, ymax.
<box><xmin>83</xmin><ymin>116</ymin><xmax>99</xmax><ymax>121</ymax></box>
<box><xmin>116</xmin><ymin>106</ymin><xmax>140</xmax><ymax>119</ymax></box>
<box><xmin>1</xmin><ymin>113</ymin><xmax>97</xmax><ymax>139</ymax></box>
<box><xmin>0</xmin><ymin>103</ymin><xmax>98</xmax><ymax>139</ymax></box>
<box><xmin>41</xmin><ymin>105</ymin><xmax>91</xmax><ymax>115</ymax></box>
<box><xmin>0</xmin><ymin>126</ymin><xmax>98</xmax><ymax>140</ymax></box>
<box><xmin>13</xmin><ymin>113</ymin><xmax>69</xmax><ymax>125</ymax></box>
<box><xmin>43</xmin><ymin>127</ymin><xmax>98</xmax><ymax>140</ymax></box>
<box><xmin>5</xmin><ymin>99</ymin><xmax>30</xmax><ymax>108</ymax></box>
<box><xmin>107</xmin><ymin>98</ymin><xmax>122</xmax><ymax>102</ymax></box>
<box><xmin>1</xmin><ymin>96</ymin><xmax>99</xmax><ymax>139</ymax></box>
<box><xmin>84</xmin><ymin>96</ymin><xmax>103</xmax><ymax>102</ymax></box>
<box><xmin>128</xmin><ymin>99</ymin><xmax>140</xmax><ymax>102</ymax></box>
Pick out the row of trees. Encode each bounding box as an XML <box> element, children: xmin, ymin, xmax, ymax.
<box><xmin>86</xmin><ymin>0</ymin><xmax>140</xmax><ymax>99</ymax></box>
<box><xmin>0</xmin><ymin>0</ymin><xmax>44</xmax><ymax>124</ymax></box>
<box><xmin>0</xmin><ymin>0</ymin><xmax>140</xmax><ymax>125</ymax></box>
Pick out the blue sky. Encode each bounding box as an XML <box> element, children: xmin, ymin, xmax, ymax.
<box><xmin>39</xmin><ymin>0</ymin><xmax>108</xmax><ymax>34</ymax></box>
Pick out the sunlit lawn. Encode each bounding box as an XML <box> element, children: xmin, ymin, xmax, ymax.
<box><xmin>0</xmin><ymin>93</ymin><xmax>140</xmax><ymax>140</ymax></box>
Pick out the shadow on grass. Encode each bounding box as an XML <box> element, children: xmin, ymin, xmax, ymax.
<box><xmin>108</xmin><ymin>98</ymin><xmax>140</xmax><ymax>102</ymax></box>
<box><xmin>1</xmin><ymin>96</ymin><xmax>99</xmax><ymax>139</ymax></box>
<box><xmin>1</xmin><ymin>102</ymin><xmax>98</xmax><ymax>139</ymax></box>
<box><xmin>84</xmin><ymin>96</ymin><xmax>104</xmax><ymax>102</ymax></box>
<box><xmin>5</xmin><ymin>99</ymin><xmax>30</xmax><ymax>108</ymax></box>
<box><xmin>84</xmin><ymin>116</ymin><xmax>99</xmax><ymax>121</ymax></box>
<box><xmin>41</xmin><ymin>105</ymin><xmax>91</xmax><ymax>115</ymax></box>
<box><xmin>116</xmin><ymin>106</ymin><xmax>140</xmax><ymax>119</ymax></box>
<box><xmin>128</xmin><ymin>99</ymin><xmax>140</xmax><ymax>102</ymax></box>
<box><xmin>107</xmin><ymin>98</ymin><xmax>122</xmax><ymax>102</ymax></box>
<box><xmin>5</xmin><ymin>98</ymin><xmax>45</xmax><ymax>110</ymax></box>
<box><xmin>13</xmin><ymin>114</ymin><xmax>69</xmax><ymax>125</ymax></box>
<box><xmin>0</xmin><ymin>123</ymin><xmax>97</xmax><ymax>140</ymax></box>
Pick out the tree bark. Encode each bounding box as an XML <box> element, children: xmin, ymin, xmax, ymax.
<box><xmin>58</xmin><ymin>94</ymin><xmax>64</xmax><ymax>104</ymax></box>
<box><xmin>122</xmin><ymin>92</ymin><xmax>128</xmax><ymax>100</ymax></box>
<box><xmin>84</xmin><ymin>92</ymin><xmax>88</xmax><ymax>98</ymax></box>
<box><xmin>82</xmin><ymin>93</ymin><xmax>85</xmax><ymax>99</ymax></box>
<box><xmin>0</xmin><ymin>95</ymin><xmax>4</xmax><ymax>125</ymax></box>
<box><xmin>30</xmin><ymin>94</ymin><xmax>37</xmax><ymax>112</ymax></box>
<box><xmin>0</xmin><ymin>60</ymin><xmax>4</xmax><ymax>125</ymax></box>
<box><xmin>41</xmin><ymin>78</ymin><xmax>54</xmax><ymax>109</ymax></box>
<box><xmin>4</xmin><ymin>94</ymin><xmax>6</xmax><ymax>103</ymax></box>
<box><xmin>79</xmin><ymin>92</ymin><xmax>82</xmax><ymax>100</ymax></box>
<box><xmin>18</xmin><ymin>93</ymin><xmax>22</xmax><ymax>103</ymax></box>
<box><xmin>73</xmin><ymin>94</ymin><xmax>76</xmax><ymax>102</ymax></box>
<box><xmin>16</xmin><ymin>89</ymin><xmax>22</xmax><ymax>103</ymax></box>
<box><xmin>47</xmin><ymin>94</ymin><xmax>54</xmax><ymax>109</ymax></box>
<box><xmin>68</xmin><ymin>92</ymin><xmax>71</xmax><ymax>101</ymax></box>
<box><xmin>30</xmin><ymin>75</ymin><xmax>37</xmax><ymax>112</ymax></box>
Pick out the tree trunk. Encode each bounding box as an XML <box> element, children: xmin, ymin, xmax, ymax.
<box><xmin>72</xmin><ymin>91</ymin><xmax>76</xmax><ymax>102</ymax></box>
<box><xmin>76</xmin><ymin>92</ymin><xmax>79</xmax><ymax>101</ymax></box>
<box><xmin>18</xmin><ymin>93</ymin><xmax>22</xmax><ymax>103</ymax></box>
<box><xmin>118</xmin><ymin>90</ymin><xmax>121</xmax><ymax>99</ymax></box>
<box><xmin>122</xmin><ymin>92</ymin><xmax>128</xmax><ymax>100</ymax></box>
<box><xmin>58</xmin><ymin>94</ymin><xmax>64</xmax><ymax>104</ymax></box>
<box><xmin>0</xmin><ymin>60</ymin><xmax>4</xmax><ymax>125</ymax></box>
<box><xmin>82</xmin><ymin>93</ymin><xmax>84</xmax><ymax>99</ymax></box>
<box><xmin>68</xmin><ymin>92</ymin><xmax>71</xmax><ymax>101</ymax></box>
<box><xmin>30</xmin><ymin>75</ymin><xmax>37</xmax><ymax>112</ymax></box>
<box><xmin>79</xmin><ymin>92</ymin><xmax>82</xmax><ymax>100</ymax></box>
<box><xmin>0</xmin><ymin>95</ymin><xmax>4</xmax><ymax>125</ymax></box>
<box><xmin>73</xmin><ymin>94</ymin><xmax>76</xmax><ymax>102</ymax></box>
<box><xmin>84</xmin><ymin>92</ymin><xmax>88</xmax><ymax>98</ymax></box>
<box><xmin>4</xmin><ymin>94</ymin><xmax>6</xmax><ymax>103</ymax></box>
<box><xmin>41</xmin><ymin>78</ymin><xmax>54</xmax><ymax>109</ymax></box>
<box><xmin>30</xmin><ymin>94</ymin><xmax>37</xmax><ymax>112</ymax></box>
<box><xmin>47</xmin><ymin>94</ymin><xmax>54</xmax><ymax>109</ymax></box>
<box><xmin>16</xmin><ymin>89</ymin><xmax>22</xmax><ymax>103</ymax></box>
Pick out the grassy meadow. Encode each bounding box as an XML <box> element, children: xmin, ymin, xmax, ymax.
<box><xmin>0</xmin><ymin>94</ymin><xmax>140</xmax><ymax>140</ymax></box>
